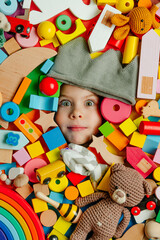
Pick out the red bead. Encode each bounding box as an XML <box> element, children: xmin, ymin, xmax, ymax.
<box><xmin>39</xmin><ymin>77</ymin><xmax>59</xmax><ymax>96</ymax></box>
<box><xmin>131</xmin><ymin>206</ymin><xmax>141</xmax><ymax>216</ymax></box>
<box><xmin>146</xmin><ymin>201</ymin><xmax>156</xmax><ymax>210</ymax></box>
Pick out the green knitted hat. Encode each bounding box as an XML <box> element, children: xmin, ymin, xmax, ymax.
<box><xmin>48</xmin><ymin>37</ymin><xmax>138</xmax><ymax>105</ymax></box>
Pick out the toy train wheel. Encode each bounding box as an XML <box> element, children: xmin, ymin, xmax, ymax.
<box><xmin>49</xmin><ymin>235</ymin><xmax>58</xmax><ymax>240</ymax></box>
<box><xmin>16</xmin><ymin>24</ymin><xmax>24</xmax><ymax>33</ymax></box>
<box><xmin>131</xmin><ymin>206</ymin><xmax>141</xmax><ymax>216</ymax></box>
<box><xmin>146</xmin><ymin>201</ymin><xmax>156</xmax><ymax>210</ymax></box>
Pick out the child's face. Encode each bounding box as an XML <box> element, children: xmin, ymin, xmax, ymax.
<box><xmin>55</xmin><ymin>84</ymin><xmax>102</xmax><ymax>145</ymax></box>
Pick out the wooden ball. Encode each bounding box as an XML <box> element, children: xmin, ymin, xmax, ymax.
<box><xmin>13</xmin><ymin>174</ymin><xmax>29</xmax><ymax>188</ymax></box>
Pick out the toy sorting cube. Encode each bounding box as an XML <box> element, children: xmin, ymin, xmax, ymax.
<box><xmin>77</xmin><ymin>180</ymin><xmax>94</xmax><ymax>197</ymax></box>
<box><xmin>32</xmin><ymin>198</ymin><xmax>48</xmax><ymax>213</ymax></box>
<box><xmin>40</xmin><ymin>59</ymin><xmax>54</xmax><ymax>74</ymax></box>
<box><xmin>119</xmin><ymin>118</ymin><xmax>137</xmax><ymax>136</ymax></box>
<box><xmin>13</xmin><ymin>147</ymin><xmax>31</xmax><ymax>166</ymax></box>
<box><xmin>46</xmin><ymin>148</ymin><xmax>61</xmax><ymax>163</ymax></box>
<box><xmin>42</xmin><ymin>127</ymin><xmax>66</xmax><ymax>151</ymax></box>
<box><xmin>26</xmin><ymin>141</ymin><xmax>44</xmax><ymax>159</ymax></box>
<box><xmin>53</xmin><ymin>216</ymin><xmax>72</xmax><ymax>235</ymax></box>
<box><xmin>130</xmin><ymin>131</ymin><xmax>146</xmax><ymax>148</ymax></box>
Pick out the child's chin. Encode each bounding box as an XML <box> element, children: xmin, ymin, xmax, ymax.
<box><xmin>67</xmin><ymin>135</ymin><xmax>90</xmax><ymax>146</ymax></box>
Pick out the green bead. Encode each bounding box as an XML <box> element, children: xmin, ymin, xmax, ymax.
<box><xmin>56</xmin><ymin>15</ymin><xmax>72</xmax><ymax>31</ymax></box>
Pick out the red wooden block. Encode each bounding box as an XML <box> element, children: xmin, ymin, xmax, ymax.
<box><xmin>66</xmin><ymin>172</ymin><xmax>86</xmax><ymax>186</ymax></box>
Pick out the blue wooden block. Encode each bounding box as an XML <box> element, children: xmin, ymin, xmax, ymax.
<box><xmin>0</xmin><ymin>162</ymin><xmax>16</xmax><ymax>175</ymax></box>
<box><xmin>40</xmin><ymin>59</ymin><xmax>54</xmax><ymax>74</ymax></box>
<box><xmin>49</xmin><ymin>191</ymin><xmax>64</xmax><ymax>203</ymax></box>
<box><xmin>29</xmin><ymin>94</ymin><xmax>58</xmax><ymax>111</ymax></box>
<box><xmin>42</xmin><ymin>127</ymin><xmax>66</xmax><ymax>151</ymax></box>
<box><xmin>0</xmin><ymin>49</ymin><xmax>7</xmax><ymax>64</ymax></box>
<box><xmin>142</xmin><ymin>135</ymin><xmax>160</xmax><ymax>155</ymax></box>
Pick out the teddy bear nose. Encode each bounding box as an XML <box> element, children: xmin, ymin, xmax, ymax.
<box><xmin>116</xmin><ymin>191</ymin><xmax>124</xmax><ymax>198</ymax></box>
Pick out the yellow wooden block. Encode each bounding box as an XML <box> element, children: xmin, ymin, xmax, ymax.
<box><xmin>97</xmin><ymin>0</ymin><xmax>117</xmax><ymax>5</ymax></box>
<box><xmin>90</xmin><ymin>52</ymin><xmax>103</xmax><ymax>59</ymax></box>
<box><xmin>53</xmin><ymin>216</ymin><xmax>72</xmax><ymax>235</ymax></box>
<box><xmin>133</xmin><ymin>116</ymin><xmax>149</xmax><ymax>128</ymax></box>
<box><xmin>56</xmin><ymin>19</ymin><xmax>86</xmax><ymax>45</ymax></box>
<box><xmin>46</xmin><ymin>148</ymin><xmax>61</xmax><ymax>163</ymax></box>
<box><xmin>26</xmin><ymin>140</ymin><xmax>44</xmax><ymax>159</ymax></box>
<box><xmin>77</xmin><ymin>180</ymin><xmax>94</xmax><ymax>197</ymax></box>
<box><xmin>32</xmin><ymin>198</ymin><xmax>48</xmax><ymax>213</ymax></box>
<box><xmin>48</xmin><ymin>228</ymin><xmax>68</xmax><ymax>240</ymax></box>
<box><xmin>130</xmin><ymin>131</ymin><xmax>146</xmax><ymax>148</ymax></box>
<box><xmin>97</xmin><ymin>163</ymin><xmax>114</xmax><ymax>191</ymax></box>
<box><xmin>119</xmin><ymin>118</ymin><xmax>137</xmax><ymax>136</ymax></box>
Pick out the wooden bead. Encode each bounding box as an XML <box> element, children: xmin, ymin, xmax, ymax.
<box><xmin>13</xmin><ymin>174</ymin><xmax>29</xmax><ymax>188</ymax></box>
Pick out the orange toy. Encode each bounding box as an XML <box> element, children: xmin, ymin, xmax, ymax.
<box><xmin>111</xmin><ymin>5</ymin><xmax>160</xmax><ymax>40</ymax></box>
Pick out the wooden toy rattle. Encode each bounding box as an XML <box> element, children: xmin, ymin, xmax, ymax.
<box><xmin>36</xmin><ymin>191</ymin><xmax>82</xmax><ymax>223</ymax></box>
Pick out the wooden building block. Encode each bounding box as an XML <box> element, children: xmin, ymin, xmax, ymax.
<box><xmin>29</xmin><ymin>94</ymin><xmax>58</xmax><ymax>112</ymax></box>
<box><xmin>98</xmin><ymin>121</ymin><xmax>115</xmax><ymax>137</ymax></box>
<box><xmin>77</xmin><ymin>180</ymin><xmax>94</xmax><ymax>197</ymax></box>
<box><xmin>64</xmin><ymin>186</ymin><xmax>79</xmax><ymax>201</ymax></box>
<box><xmin>119</xmin><ymin>118</ymin><xmax>137</xmax><ymax>136</ymax></box>
<box><xmin>34</xmin><ymin>110</ymin><xmax>57</xmax><ymax>133</ymax></box>
<box><xmin>13</xmin><ymin>147</ymin><xmax>31</xmax><ymax>166</ymax></box>
<box><xmin>12</xmin><ymin>77</ymin><xmax>31</xmax><ymax>104</ymax></box>
<box><xmin>130</xmin><ymin>131</ymin><xmax>146</xmax><ymax>148</ymax></box>
<box><xmin>137</xmin><ymin>29</ymin><xmax>160</xmax><ymax>99</ymax></box>
<box><xmin>49</xmin><ymin>191</ymin><xmax>64</xmax><ymax>203</ymax></box>
<box><xmin>66</xmin><ymin>171</ymin><xmax>86</xmax><ymax>186</ymax></box>
<box><xmin>26</xmin><ymin>141</ymin><xmax>44</xmax><ymax>159</ymax></box>
<box><xmin>133</xmin><ymin>116</ymin><xmax>149</xmax><ymax>128</ymax></box>
<box><xmin>14</xmin><ymin>113</ymin><xmax>42</xmax><ymax>143</ymax></box>
<box><xmin>106</xmin><ymin>124</ymin><xmax>129</xmax><ymax>151</ymax></box>
<box><xmin>3</xmin><ymin>37</ymin><xmax>21</xmax><ymax>55</ymax></box>
<box><xmin>40</xmin><ymin>209</ymin><xmax>57</xmax><ymax>227</ymax></box>
<box><xmin>0</xmin><ymin>49</ymin><xmax>8</xmax><ymax>64</ymax></box>
<box><xmin>153</xmin><ymin>148</ymin><xmax>160</xmax><ymax>164</ymax></box>
<box><xmin>116</xmin><ymin>223</ymin><xmax>145</xmax><ymax>240</ymax></box>
<box><xmin>33</xmin><ymin>183</ymin><xmax>49</xmax><ymax>196</ymax></box>
<box><xmin>46</xmin><ymin>148</ymin><xmax>61</xmax><ymax>163</ymax></box>
<box><xmin>0</xmin><ymin>149</ymin><xmax>13</xmax><ymax>163</ymax></box>
<box><xmin>97</xmin><ymin>163</ymin><xmax>114</xmax><ymax>191</ymax></box>
<box><xmin>97</xmin><ymin>0</ymin><xmax>117</xmax><ymax>5</ymax></box>
<box><xmin>40</xmin><ymin>59</ymin><xmax>54</xmax><ymax>74</ymax></box>
<box><xmin>156</xmin><ymin>209</ymin><xmax>160</xmax><ymax>223</ymax></box>
<box><xmin>142</xmin><ymin>135</ymin><xmax>160</xmax><ymax>155</ymax></box>
<box><xmin>32</xmin><ymin>198</ymin><xmax>48</xmax><ymax>213</ymax></box>
<box><xmin>15</xmin><ymin>183</ymin><xmax>33</xmax><ymax>199</ymax></box>
<box><xmin>126</xmin><ymin>147</ymin><xmax>157</xmax><ymax>178</ymax></box>
<box><xmin>53</xmin><ymin>216</ymin><xmax>72</xmax><ymax>235</ymax></box>
<box><xmin>56</xmin><ymin>19</ymin><xmax>86</xmax><ymax>45</ymax></box>
<box><xmin>48</xmin><ymin>228</ymin><xmax>68</xmax><ymax>240</ymax></box>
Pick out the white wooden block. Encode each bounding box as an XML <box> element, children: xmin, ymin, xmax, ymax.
<box><xmin>157</xmin><ymin>79</ymin><xmax>160</xmax><ymax>93</ymax></box>
<box><xmin>137</xmin><ymin>29</ymin><xmax>160</xmax><ymax>99</ymax></box>
<box><xmin>88</xmin><ymin>4</ymin><xmax>121</xmax><ymax>53</ymax></box>
<box><xmin>22</xmin><ymin>0</ymin><xmax>32</xmax><ymax>9</ymax></box>
<box><xmin>29</xmin><ymin>0</ymin><xmax>100</xmax><ymax>25</ymax></box>
<box><xmin>134</xmin><ymin>209</ymin><xmax>156</xmax><ymax>224</ymax></box>
<box><xmin>8</xmin><ymin>167</ymin><xmax>24</xmax><ymax>180</ymax></box>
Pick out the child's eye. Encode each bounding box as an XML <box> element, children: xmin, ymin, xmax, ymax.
<box><xmin>85</xmin><ymin>100</ymin><xmax>94</xmax><ymax>106</ymax></box>
<box><xmin>60</xmin><ymin>100</ymin><xmax>71</xmax><ymax>106</ymax></box>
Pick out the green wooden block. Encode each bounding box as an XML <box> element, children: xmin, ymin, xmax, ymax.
<box><xmin>156</xmin><ymin>209</ymin><xmax>160</xmax><ymax>223</ymax></box>
<box><xmin>98</xmin><ymin>121</ymin><xmax>115</xmax><ymax>137</ymax></box>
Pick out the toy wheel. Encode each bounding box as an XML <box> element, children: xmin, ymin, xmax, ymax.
<box><xmin>131</xmin><ymin>206</ymin><xmax>141</xmax><ymax>216</ymax></box>
<box><xmin>49</xmin><ymin>235</ymin><xmax>58</xmax><ymax>240</ymax></box>
<box><xmin>57</xmin><ymin>171</ymin><xmax>65</xmax><ymax>178</ymax></box>
<box><xmin>146</xmin><ymin>201</ymin><xmax>156</xmax><ymax>210</ymax></box>
<box><xmin>16</xmin><ymin>24</ymin><xmax>24</xmax><ymax>33</ymax></box>
<box><xmin>43</xmin><ymin>177</ymin><xmax>51</xmax><ymax>184</ymax></box>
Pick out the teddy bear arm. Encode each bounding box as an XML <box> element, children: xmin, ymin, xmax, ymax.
<box><xmin>75</xmin><ymin>192</ymin><xmax>109</xmax><ymax>207</ymax></box>
<box><xmin>113</xmin><ymin>208</ymin><xmax>131</xmax><ymax>238</ymax></box>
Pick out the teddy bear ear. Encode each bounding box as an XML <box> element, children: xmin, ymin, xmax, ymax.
<box><xmin>111</xmin><ymin>14</ymin><xmax>130</xmax><ymax>26</ymax></box>
<box><xmin>113</xmin><ymin>25</ymin><xmax>130</xmax><ymax>40</ymax></box>
<box><xmin>111</xmin><ymin>163</ymin><xmax>126</xmax><ymax>173</ymax></box>
<box><xmin>143</xmin><ymin>180</ymin><xmax>152</xmax><ymax>195</ymax></box>
<box><xmin>4</xmin><ymin>22</ymin><xmax>11</xmax><ymax>32</ymax></box>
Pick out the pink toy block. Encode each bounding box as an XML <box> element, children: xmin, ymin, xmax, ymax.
<box><xmin>156</xmin><ymin>7</ymin><xmax>160</xmax><ymax>19</ymax></box>
<box><xmin>13</xmin><ymin>147</ymin><xmax>31</xmax><ymax>166</ymax></box>
<box><xmin>153</xmin><ymin>148</ymin><xmax>160</xmax><ymax>164</ymax></box>
<box><xmin>126</xmin><ymin>147</ymin><xmax>157</xmax><ymax>178</ymax></box>
<box><xmin>157</xmin><ymin>79</ymin><xmax>160</xmax><ymax>94</ymax></box>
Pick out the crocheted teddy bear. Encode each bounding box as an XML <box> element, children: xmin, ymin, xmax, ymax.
<box><xmin>70</xmin><ymin>163</ymin><xmax>152</xmax><ymax>240</ymax></box>
<box><xmin>111</xmin><ymin>5</ymin><xmax>160</xmax><ymax>40</ymax></box>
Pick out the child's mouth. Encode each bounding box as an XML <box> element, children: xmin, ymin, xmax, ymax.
<box><xmin>67</xmin><ymin>126</ymin><xmax>87</xmax><ymax>131</ymax></box>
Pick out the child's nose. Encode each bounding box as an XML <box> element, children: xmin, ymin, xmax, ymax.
<box><xmin>70</xmin><ymin>108</ymin><xmax>83</xmax><ymax>119</ymax></box>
